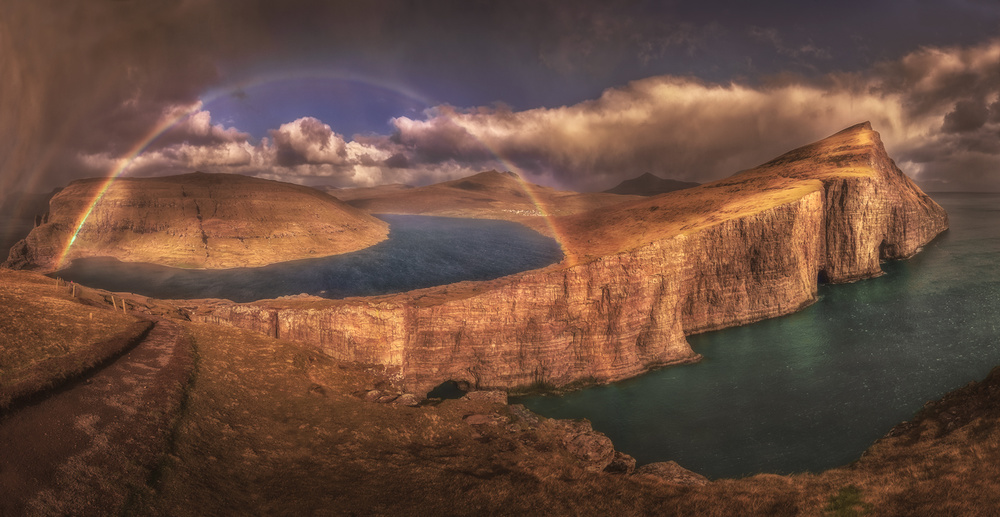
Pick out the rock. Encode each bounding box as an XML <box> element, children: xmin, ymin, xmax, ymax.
<box><xmin>507</xmin><ymin>404</ymin><xmax>542</xmax><ymax>427</ymax></box>
<box><xmin>5</xmin><ymin>172</ymin><xmax>388</xmax><ymax>270</ymax></box>
<box><xmin>461</xmin><ymin>391</ymin><xmax>508</xmax><ymax>404</ymax></box>
<box><xmin>551</xmin><ymin>420</ymin><xmax>615</xmax><ymax>472</ymax></box>
<box><xmin>191</xmin><ymin>123</ymin><xmax>948</xmax><ymax>394</ymax></box>
<box><xmin>634</xmin><ymin>461</ymin><xmax>709</xmax><ymax>486</ymax></box>
<box><xmin>603</xmin><ymin>451</ymin><xmax>636</xmax><ymax>475</ymax></box>
<box><xmin>393</xmin><ymin>394</ymin><xmax>420</xmax><ymax>407</ymax></box>
<box><xmin>363</xmin><ymin>390</ymin><xmax>382</xmax><ymax>402</ymax></box>
<box><xmin>307</xmin><ymin>384</ymin><xmax>327</xmax><ymax>397</ymax></box>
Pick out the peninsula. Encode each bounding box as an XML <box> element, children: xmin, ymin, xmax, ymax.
<box><xmin>4</xmin><ymin>172</ymin><xmax>389</xmax><ymax>270</ymax></box>
<box><xmin>191</xmin><ymin>122</ymin><xmax>949</xmax><ymax>396</ymax></box>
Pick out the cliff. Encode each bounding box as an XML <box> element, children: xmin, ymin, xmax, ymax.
<box><xmin>188</xmin><ymin>123</ymin><xmax>948</xmax><ymax>395</ymax></box>
<box><xmin>3</xmin><ymin>172</ymin><xmax>389</xmax><ymax>270</ymax></box>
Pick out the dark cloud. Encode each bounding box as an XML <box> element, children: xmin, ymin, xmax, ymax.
<box><xmin>0</xmin><ymin>0</ymin><xmax>253</xmax><ymax>195</ymax></box>
<box><xmin>942</xmin><ymin>99</ymin><xmax>990</xmax><ymax>133</ymax></box>
<box><xmin>989</xmin><ymin>99</ymin><xmax>1000</xmax><ymax>123</ymax></box>
<box><xmin>384</xmin><ymin>153</ymin><xmax>410</xmax><ymax>169</ymax></box>
<box><xmin>3</xmin><ymin>1</ymin><xmax>1000</xmax><ymax>198</ymax></box>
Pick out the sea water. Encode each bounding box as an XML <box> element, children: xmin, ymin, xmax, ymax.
<box><xmin>53</xmin><ymin>215</ymin><xmax>562</xmax><ymax>302</ymax></box>
<box><xmin>517</xmin><ymin>193</ymin><xmax>1000</xmax><ymax>479</ymax></box>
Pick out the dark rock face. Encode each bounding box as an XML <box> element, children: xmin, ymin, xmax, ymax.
<box><xmin>604</xmin><ymin>451</ymin><xmax>637</xmax><ymax>475</ymax></box>
<box><xmin>191</xmin><ymin>123</ymin><xmax>948</xmax><ymax>395</ymax></box>
<box><xmin>4</xmin><ymin>172</ymin><xmax>388</xmax><ymax>271</ymax></box>
<box><xmin>603</xmin><ymin>173</ymin><xmax>700</xmax><ymax>196</ymax></box>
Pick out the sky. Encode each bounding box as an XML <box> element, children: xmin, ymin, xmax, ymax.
<box><xmin>1</xmin><ymin>0</ymin><xmax>999</xmax><ymax>200</ymax></box>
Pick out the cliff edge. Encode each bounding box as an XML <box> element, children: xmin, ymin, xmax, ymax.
<box><xmin>189</xmin><ymin>123</ymin><xmax>947</xmax><ymax>394</ymax></box>
<box><xmin>3</xmin><ymin>172</ymin><xmax>389</xmax><ymax>270</ymax></box>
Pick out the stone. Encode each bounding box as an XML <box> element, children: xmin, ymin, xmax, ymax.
<box><xmin>603</xmin><ymin>451</ymin><xmax>636</xmax><ymax>475</ymax></box>
<box><xmin>634</xmin><ymin>461</ymin><xmax>709</xmax><ymax>486</ymax></box>
<box><xmin>507</xmin><ymin>404</ymin><xmax>542</xmax><ymax>427</ymax></box>
<box><xmin>551</xmin><ymin>420</ymin><xmax>615</xmax><ymax>472</ymax></box>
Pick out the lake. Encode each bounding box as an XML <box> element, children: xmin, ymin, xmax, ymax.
<box><xmin>517</xmin><ymin>193</ymin><xmax>1000</xmax><ymax>479</ymax></box>
<box><xmin>53</xmin><ymin>215</ymin><xmax>563</xmax><ymax>302</ymax></box>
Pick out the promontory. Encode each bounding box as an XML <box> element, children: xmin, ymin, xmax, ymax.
<box><xmin>191</xmin><ymin>122</ymin><xmax>949</xmax><ymax>396</ymax></box>
<box><xmin>4</xmin><ymin>172</ymin><xmax>389</xmax><ymax>270</ymax></box>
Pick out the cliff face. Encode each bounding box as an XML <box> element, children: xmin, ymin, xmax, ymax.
<box><xmin>4</xmin><ymin>172</ymin><xmax>389</xmax><ymax>270</ymax></box>
<box><xmin>190</xmin><ymin>123</ymin><xmax>948</xmax><ymax>395</ymax></box>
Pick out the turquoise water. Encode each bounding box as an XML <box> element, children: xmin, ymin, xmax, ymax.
<box><xmin>517</xmin><ymin>193</ymin><xmax>1000</xmax><ymax>479</ymax></box>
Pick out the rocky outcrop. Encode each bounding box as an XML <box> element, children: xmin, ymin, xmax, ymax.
<box><xmin>189</xmin><ymin>123</ymin><xmax>948</xmax><ymax>395</ymax></box>
<box><xmin>634</xmin><ymin>461</ymin><xmax>710</xmax><ymax>486</ymax></box>
<box><xmin>4</xmin><ymin>172</ymin><xmax>388</xmax><ymax>270</ymax></box>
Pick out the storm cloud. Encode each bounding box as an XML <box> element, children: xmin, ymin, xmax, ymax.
<box><xmin>3</xmin><ymin>1</ymin><xmax>1000</xmax><ymax>197</ymax></box>
<box><xmin>61</xmin><ymin>39</ymin><xmax>1000</xmax><ymax>193</ymax></box>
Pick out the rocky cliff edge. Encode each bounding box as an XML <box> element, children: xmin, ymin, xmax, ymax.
<box><xmin>188</xmin><ymin>123</ymin><xmax>948</xmax><ymax>395</ymax></box>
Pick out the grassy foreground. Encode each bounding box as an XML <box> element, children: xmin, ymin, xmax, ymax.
<box><xmin>3</xmin><ymin>268</ymin><xmax>1000</xmax><ymax>514</ymax></box>
<box><xmin>0</xmin><ymin>269</ymin><xmax>150</xmax><ymax>409</ymax></box>
<box><xmin>131</xmin><ymin>318</ymin><xmax>1000</xmax><ymax>515</ymax></box>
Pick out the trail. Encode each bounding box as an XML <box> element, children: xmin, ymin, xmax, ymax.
<box><xmin>0</xmin><ymin>319</ymin><xmax>193</xmax><ymax>516</ymax></box>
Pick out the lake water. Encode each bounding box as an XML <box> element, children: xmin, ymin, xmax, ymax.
<box><xmin>53</xmin><ymin>215</ymin><xmax>562</xmax><ymax>302</ymax></box>
<box><xmin>517</xmin><ymin>193</ymin><xmax>1000</xmax><ymax>479</ymax></box>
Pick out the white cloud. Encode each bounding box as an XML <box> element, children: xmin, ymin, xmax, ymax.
<box><xmin>74</xmin><ymin>40</ymin><xmax>1000</xmax><ymax>192</ymax></box>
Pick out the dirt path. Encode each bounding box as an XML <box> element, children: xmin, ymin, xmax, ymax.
<box><xmin>0</xmin><ymin>319</ymin><xmax>193</xmax><ymax>516</ymax></box>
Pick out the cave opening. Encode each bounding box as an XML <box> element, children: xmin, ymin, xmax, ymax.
<box><xmin>817</xmin><ymin>269</ymin><xmax>830</xmax><ymax>285</ymax></box>
<box><xmin>426</xmin><ymin>380</ymin><xmax>468</xmax><ymax>400</ymax></box>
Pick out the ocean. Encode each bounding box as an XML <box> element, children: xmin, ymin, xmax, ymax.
<box><xmin>517</xmin><ymin>193</ymin><xmax>1000</xmax><ymax>479</ymax></box>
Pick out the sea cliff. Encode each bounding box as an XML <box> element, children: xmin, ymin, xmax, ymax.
<box><xmin>4</xmin><ymin>172</ymin><xmax>388</xmax><ymax>270</ymax></box>
<box><xmin>190</xmin><ymin>123</ymin><xmax>948</xmax><ymax>395</ymax></box>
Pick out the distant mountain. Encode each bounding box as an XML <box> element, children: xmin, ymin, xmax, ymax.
<box><xmin>343</xmin><ymin>170</ymin><xmax>637</xmax><ymax>219</ymax></box>
<box><xmin>603</xmin><ymin>173</ymin><xmax>699</xmax><ymax>196</ymax></box>
<box><xmin>317</xmin><ymin>183</ymin><xmax>413</xmax><ymax>201</ymax></box>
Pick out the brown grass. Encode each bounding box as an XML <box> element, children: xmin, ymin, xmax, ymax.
<box><xmin>123</xmin><ymin>315</ymin><xmax>1000</xmax><ymax>515</ymax></box>
<box><xmin>0</xmin><ymin>269</ymin><xmax>149</xmax><ymax>409</ymax></box>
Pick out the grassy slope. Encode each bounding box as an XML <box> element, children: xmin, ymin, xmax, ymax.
<box><xmin>0</xmin><ymin>269</ymin><xmax>150</xmax><ymax>408</ymax></box>
<box><xmin>131</xmin><ymin>317</ymin><xmax>1000</xmax><ymax>515</ymax></box>
<box><xmin>2</xmin><ymin>268</ymin><xmax>998</xmax><ymax>514</ymax></box>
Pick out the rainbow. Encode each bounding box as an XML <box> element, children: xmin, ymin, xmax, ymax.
<box><xmin>56</xmin><ymin>70</ymin><xmax>575</xmax><ymax>270</ymax></box>
<box><xmin>55</xmin><ymin>103</ymin><xmax>207</xmax><ymax>269</ymax></box>
<box><xmin>433</xmin><ymin>112</ymin><xmax>576</xmax><ymax>266</ymax></box>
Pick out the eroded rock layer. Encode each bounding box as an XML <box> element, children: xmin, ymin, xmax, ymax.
<box><xmin>189</xmin><ymin>123</ymin><xmax>947</xmax><ymax>395</ymax></box>
<box><xmin>4</xmin><ymin>172</ymin><xmax>389</xmax><ymax>270</ymax></box>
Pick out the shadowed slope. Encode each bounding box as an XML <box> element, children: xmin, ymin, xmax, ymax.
<box><xmin>338</xmin><ymin>170</ymin><xmax>640</xmax><ymax>236</ymax></box>
<box><xmin>603</xmin><ymin>173</ymin><xmax>699</xmax><ymax>196</ymax></box>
